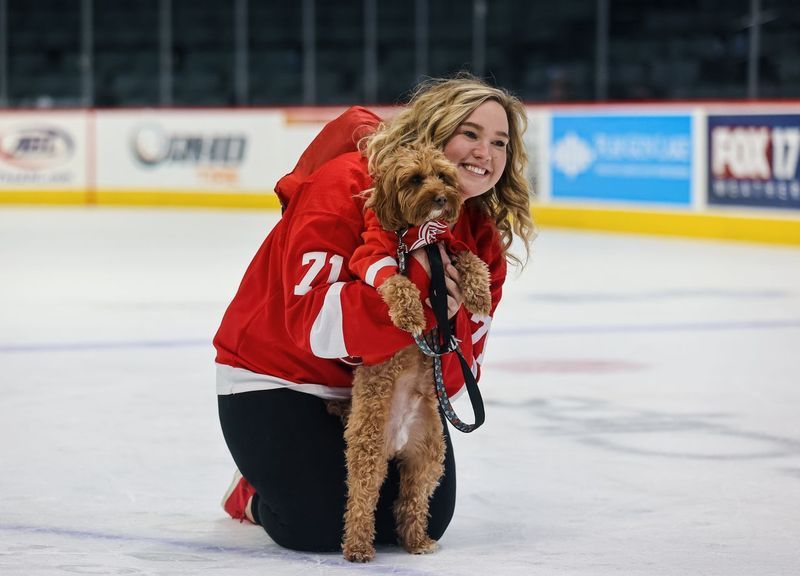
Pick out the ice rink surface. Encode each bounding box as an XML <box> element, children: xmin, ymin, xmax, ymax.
<box><xmin>1</xmin><ymin>206</ymin><xmax>799</xmax><ymax>576</ymax></box>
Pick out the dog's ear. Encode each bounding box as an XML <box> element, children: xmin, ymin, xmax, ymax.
<box><xmin>366</xmin><ymin>179</ymin><xmax>406</xmax><ymax>231</ymax></box>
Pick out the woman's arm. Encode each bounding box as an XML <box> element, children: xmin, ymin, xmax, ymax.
<box><xmin>279</xmin><ymin>160</ymin><xmax>437</xmax><ymax>365</ymax></box>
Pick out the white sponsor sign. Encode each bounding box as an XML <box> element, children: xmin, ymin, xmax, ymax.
<box><xmin>96</xmin><ymin>110</ymin><xmax>285</xmax><ymax>193</ymax></box>
<box><xmin>0</xmin><ymin>112</ymin><xmax>88</xmax><ymax>189</ymax></box>
<box><xmin>523</xmin><ymin>110</ymin><xmax>546</xmax><ymax>201</ymax></box>
<box><xmin>280</xmin><ymin>106</ymin><xmax>398</xmax><ymax>176</ymax></box>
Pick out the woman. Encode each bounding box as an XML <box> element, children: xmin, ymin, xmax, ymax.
<box><xmin>214</xmin><ymin>74</ymin><xmax>534</xmax><ymax>552</ymax></box>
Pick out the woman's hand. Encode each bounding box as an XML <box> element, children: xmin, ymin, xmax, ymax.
<box><xmin>410</xmin><ymin>243</ymin><xmax>463</xmax><ymax>319</ymax></box>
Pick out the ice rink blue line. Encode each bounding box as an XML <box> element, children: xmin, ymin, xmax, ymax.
<box><xmin>0</xmin><ymin>523</ymin><xmax>444</xmax><ymax>576</ymax></box>
<box><xmin>0</xmin><ymin>338</ymin><xmax>210</xmax><ymax>353</ymax></box>
<box><xmin>493</xmin><ymin>318</ymin><xmax>800</xmax><ymax>336</ymax></box>
<box><xmin>1</xmin><ymin>319</ymin><xmax>798</xmax><ymax>354</ymax></box>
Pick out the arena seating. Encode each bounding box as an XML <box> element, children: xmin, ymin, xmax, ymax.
<box><xmin>3</xmin><ymin>0</ymin><xmax>798</xmax><ymax>107</ymax></box>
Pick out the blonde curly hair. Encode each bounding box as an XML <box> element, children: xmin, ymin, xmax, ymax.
<box><xmin>363</xmin><ymin>73</ymin><xmax>535</xmax><ymax>266</ymax></box>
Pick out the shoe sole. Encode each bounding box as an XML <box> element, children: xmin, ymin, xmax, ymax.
<box><xmin>221</xmin><ymin>469</ymin><xmax>244</xmax><ymax>511</ymax></box>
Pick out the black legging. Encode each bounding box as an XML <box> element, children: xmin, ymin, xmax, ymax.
<box><xmin>218</xmin><ymin>388</ymin><xmax>457</xmax><ymax>552</ymax></box>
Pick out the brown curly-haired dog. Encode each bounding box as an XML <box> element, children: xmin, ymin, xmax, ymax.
<box><xmin>339</xmin><ymin>144</ymin><xmax>492</xmax><ymax>562</ymax></box>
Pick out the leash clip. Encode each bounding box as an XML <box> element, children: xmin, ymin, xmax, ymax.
<box><xmin>395</xmin><ymin>227</ymin><xmax>409</xmax><ymax>274</ymax></box>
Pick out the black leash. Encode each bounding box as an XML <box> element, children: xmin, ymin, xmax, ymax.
<box><xmin>396</xmin><ymin>232</ymin><xmax>485</xmax><ymax>432</ymax></box>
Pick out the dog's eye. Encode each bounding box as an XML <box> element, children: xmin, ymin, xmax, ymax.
<box><xmin>437</xmin><ymin>172</ymin><xmax>456</xmax><ymax>184</ymax></box>
<box><xmin>409</xmin><ymin>174</ymin><xmax>424</xmax><ymax>186</ymax></box>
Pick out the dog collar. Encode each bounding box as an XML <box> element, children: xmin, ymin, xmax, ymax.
<box><xmin>395</xmin><ymin>221</ymin><xmax>458</xmax><ymax>274</ymax></box>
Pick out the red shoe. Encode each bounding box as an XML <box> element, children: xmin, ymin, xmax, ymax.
<box><xmin>221</xmin><ymin>469</ymin><xmax>256</xmax><ymax>523</ymax></box>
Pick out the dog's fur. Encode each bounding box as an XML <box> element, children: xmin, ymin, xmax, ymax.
<box><xmin>337</xmin><ymin>144</ymin><xmax>492</xmax><ymax>562</ymax></box>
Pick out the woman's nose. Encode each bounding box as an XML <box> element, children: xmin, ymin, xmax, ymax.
<box><xmin>473</xmin><ymin>139</ymin><xmax>490</xmax><ymax>158</ymax></box>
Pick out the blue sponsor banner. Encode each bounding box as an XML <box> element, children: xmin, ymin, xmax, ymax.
<box><xmin>550</xmin><ymin>115</ymin><xmax>692</xmax><ymax>204</ymax></box>
<box><xmin>708</xmin><ymin>114</ymin><xmax>800</xmax><ymax>210</ymax></box>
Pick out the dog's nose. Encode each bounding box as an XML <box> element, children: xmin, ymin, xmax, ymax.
<box><xmin>434</xmin><ymin>195</ymin><xmax>447</xmax><ymax>207</ymax></box>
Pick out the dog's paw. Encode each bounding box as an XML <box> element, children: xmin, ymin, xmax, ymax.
<box><xmin>463</xmin><ymin>285</ymin><xmax>492</xmax><ymax>317</ymax></box>
<box><xmin>343</xmin><ymin>542</ymin><xmax>376</xmax><ymax>563</ymax></box>
<box><xmin>378</xmin><ymin>275</ymin><xmax>426</xmax><ymax>335</ymax></box>
<box><xmin>403</xmin><ymin>536</ymin><xmax>438</xmax><ymax>555</ymax></box>
<box><xmin>390</xmin><ymin>302</ymin><xmax>426</xmax><ymax>335</ymax></box>
<box><xmin>454</xmin><ymin>252</ymin><xmax>492</xmax><ymax>316</ymax></box>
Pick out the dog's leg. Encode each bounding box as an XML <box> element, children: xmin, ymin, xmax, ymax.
<box><xmin>393</xmin><ymin>392</ymin><xmax>446</xmax><ymax>555</ymax></box>
<box><xmin>378</xmin><ymin>275</ymin><xmax>426</xmax><ymax>335</ymax></box>
<box><xmin>453</xmin><ymin>251</ymin><xmax>492</xmax><ymax>316</ymax></box>
<box><xmin>342</xmin><ymin>365</ymin><xmax>395</xmax><ymax>563</ymax></box>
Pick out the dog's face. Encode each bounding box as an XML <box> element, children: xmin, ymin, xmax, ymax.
<box><xmin>367</xmin><ymin>145</ymin><xmax>462</xmax><ymax>231</ymax></box>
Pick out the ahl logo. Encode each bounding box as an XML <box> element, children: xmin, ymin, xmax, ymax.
<box><xmin>552</xmin><ymin>132</ymin><xmax>595</xmax><ymax>178</ymax></box>
<box><xmin>0</xmin><ymin>126</ymin><xmax>75</xmax><ymax>170</ymax></box>
<box><xmin>712</xmin><ymin>126</ymin><xmax>800</xmax><ymax>180</ymax></box>
<box><xmin>131</xmin><ymin>125</ymin><xmax>247</xmax><ymax>167</ymax></box>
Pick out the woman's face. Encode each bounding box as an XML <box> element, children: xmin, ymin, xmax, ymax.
<box><xmin>442</xmin><ymin>99</ymin><xmax>509</xmax><ymax>200</ymax></box>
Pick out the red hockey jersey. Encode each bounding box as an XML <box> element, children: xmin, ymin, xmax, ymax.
<box><xmin>214</xmin><ymin>119</ymin><xmax>507</xmax><ymax>401</ymax></box>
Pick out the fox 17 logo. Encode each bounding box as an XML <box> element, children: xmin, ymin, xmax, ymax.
<box><xmin>709</xmin><ymin>114</ymin><xmax>800</xmax><ymax>208</ymax></box>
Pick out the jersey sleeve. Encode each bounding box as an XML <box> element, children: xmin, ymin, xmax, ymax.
<box><xmin>348</xmin><ymin>209</ymin><xmax>402</xmax><ymax>289</ymax></box>
<box><xmin>280</xmin><ymin>157</ymin><xmax>436</xmax><ymax>365</ymax></box>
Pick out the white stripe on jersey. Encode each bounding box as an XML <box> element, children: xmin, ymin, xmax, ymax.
<box><xmin>309</xmin><ymin>281</ymin><xmax>349</xmax><ymax>358</ymax></box>
<box><xmin>471</xmin><ymin>313</ymin><xmax>492</xmax><ymax>344</ymax></box>
<box><xmin>216</xmin><ymin>363</ymin><xmax>352</xmax><ymax>399</ymax></box>
<box><xmin>364</xmin><ymin>256</ymin><xmax>398</xmax><ymax>287</ymax></box>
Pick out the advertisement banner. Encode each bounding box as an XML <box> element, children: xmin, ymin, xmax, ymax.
<box><xmin>95</xmin><ymin>110</ymin><xmax>285</xmax><ymax>194</ymax></box>
<box><xmin>0</xmin><ymin>112</ymin><xmax>88</xmax><ymax>192</ymax></box>
<box><xmin>523</xmin><ymin>110</ymin><xmax>545</xmax><ymax>200</ymax></box>
<box><xmin>708</xmin><ymin>114</ymin><xmax>800</xmax><ymax>210</ymax></box>
<box><xmin>550</xmin><ymin>114</ymin><xmax>692</xmax><ymax>205</ymax></box>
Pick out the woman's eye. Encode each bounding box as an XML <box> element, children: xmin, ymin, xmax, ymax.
<box><xmin>463</xmin><ymin>130</ymin><xmax>478</xmax><ymax>139</ymax></box>
<box><xmin>493</xmin><ymin>140</ymin><xmax>508</xmax><ymax>148</ymax></box>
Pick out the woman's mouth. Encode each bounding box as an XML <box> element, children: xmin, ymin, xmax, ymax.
<box><xmin>462</xmin><ymin>163</ymin><xmax>489</xmax><ymax>176</ymax></box>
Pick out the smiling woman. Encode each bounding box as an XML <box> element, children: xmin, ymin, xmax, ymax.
<box><xmin>442</xmin><ymin>100</ymin><xmax>509</xmax><ymax>200</ymax></box>
<box><xmin>364</xmin><ymin>74</ymin><xmax>535</xmax><ymax>264</ymax></box>
<box><xmin>214</xmin><ymin>73</ymin><xmax>536</xmax><ymax>556</ymax></box>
